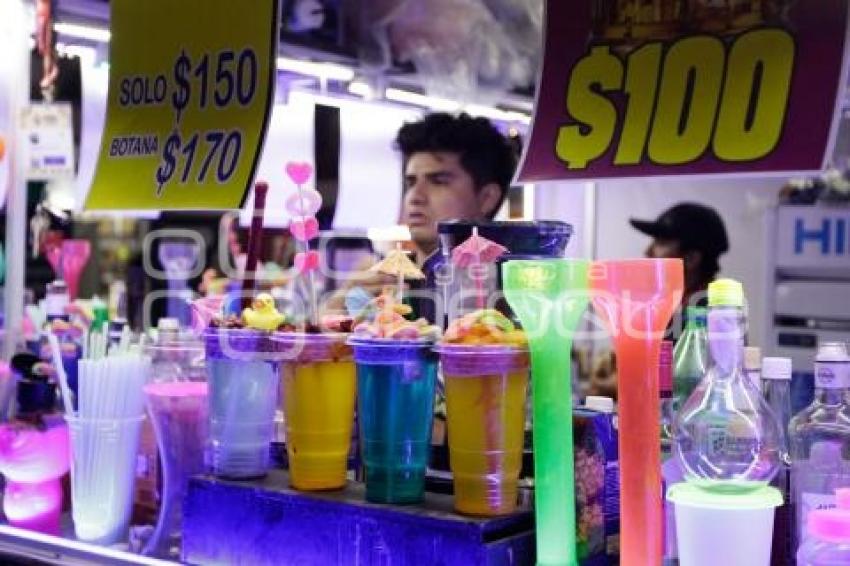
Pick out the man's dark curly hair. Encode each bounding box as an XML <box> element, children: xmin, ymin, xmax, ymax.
<box><xmin>395</xmin><ymin>113</ymin><xmax>518</xmax><ymax>218</ymax></box>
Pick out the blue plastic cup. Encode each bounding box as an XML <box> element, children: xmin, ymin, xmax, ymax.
<box><xmin>349</xmin><ymin>338</ymin><xmax>438</xmax><ymax>504</ymax></box>
<box><xmin>205</xmin><ymin>329</ymin><xmax>283</xmax><ymax>479</ymax></box>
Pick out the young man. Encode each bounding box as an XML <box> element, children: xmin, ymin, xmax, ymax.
<box><xmin>323</xmin><ymin>113</ymin><xmax>518</xmax><ymax>315</ymax></box>
<box><xmin>396</xmin><ymin>112</ymin><xmax>517</xmax><ymax>264</ymax></box>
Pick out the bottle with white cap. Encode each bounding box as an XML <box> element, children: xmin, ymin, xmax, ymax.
<box><xmin>763</xmin><ymin>357</ymin><xmax>794</xmax><ymax>565</ymax></box>
<box><xmin>744</xmin><ymin>346</ymin><xmax>763</xmax><ymax>393</ymax></box>
<box><xmin>789</xmin><ymin>342</ymin><xmax>850</xmax><ymax>552</ymax></box>
<box><xmin>763</xmin><ymin>357</ymin><xmax>793</xmax><ymax>434</ymax></box>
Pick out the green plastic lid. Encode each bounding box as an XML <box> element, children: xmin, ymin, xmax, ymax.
<box><xmin>667</xmin><ymin>482</ymin><xmax>782</xmax><ymax>510</ymax></box>
<box><xmin>91</xmin><ymin>297</ymin><xmax>109</xmax><ymax>328</ymax></box>
<box><xmin>708</xmin><ymin>278</ymin><xmax>744</xmax><ymax>308</ymax></box>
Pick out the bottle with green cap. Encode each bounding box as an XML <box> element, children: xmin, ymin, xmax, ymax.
<box><xmin>673</xmin><ymin>306</ymin><xmax>708</xmax><ymax>405</ymax></box>
<box><xmin>674</xmin><ymin>278</ymin><xmax>784</xmax><ymax>490</ymax></box>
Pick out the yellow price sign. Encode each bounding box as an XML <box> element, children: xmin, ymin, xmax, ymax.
<box><xmin>86</xmin><ymin>0</ymin><xmax>280</xmax><ymax>210</ymax></box>
<box><xmin>517</xmin><ymin>1</ymin><xmax>850</xmax><ymax>182</ymax></box>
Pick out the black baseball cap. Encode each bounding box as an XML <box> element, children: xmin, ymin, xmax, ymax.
<box><xmin>630</xmin><ymin>203</ymin><xmax>729</xmax><ymax>257</ymax></box>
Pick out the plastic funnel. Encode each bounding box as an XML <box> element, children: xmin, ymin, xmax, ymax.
<box><xmin>589</xmin><ymin>259</ymin><xmax>683</xmax><ymax>566</ymax></box>
<box><xmin>503</xmin><ymin>259</ymin><xmax>589</xmax><ymax>566</ymax></box>
<box><xmin>60</xmin><ymin>240</ymin><xmax>91</xmax><ymax>301</ymax></box>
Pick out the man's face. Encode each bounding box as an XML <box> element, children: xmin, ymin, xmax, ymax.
<box><xmin>645</xmin><ymin>238</ymin><xmax>681</xmax><ymax>259</ymax></box>
<box><xmin>401</xmin><ymin>152</ymin><xmax>484</xmax><ymax>252</ymax></box>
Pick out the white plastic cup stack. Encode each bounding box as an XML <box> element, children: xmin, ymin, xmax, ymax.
<box><xmin>667</xmin><ymin>482</ymin><xmax>782</xmax><ymax>566</ymax></box>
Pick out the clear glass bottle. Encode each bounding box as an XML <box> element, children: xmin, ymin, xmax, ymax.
<box><xmin>675</xmin><ymin>279</ymin><xmax>784</xmax><ymax>491</ymax></box>
<box><xmin>673</xmin><ymin>307</ymin><xmax>708</xmax><ymax>405</ymax></box>
<box><xmin>789</xmin><ymin>342</ymin><xmax>850</xmax><ymax>551</ymax></box>
<box><xmin>660</xmin><ymin>340</ymin><xmax>675</xmax><ymax>463</ymax></box>
<box><xmin>797</xmin><ymin>488</ymin><xmax>850</xmax><ymax>565</ymax></box>
<box><xmin>745</xmin><ymin>346</ymin><xmax>762</xmax><ymax>393</ymax></box>
<box><xmin>763</xmin><ymin>357</ymin><xmax>793</xmax><ymax>437</ymax></box>
<box><xmin>660</xmin><ymin>340</ymin><xmax>680</xmax><ymax>565</ymax></box>
<box><xmin>764</xmin><ymin>357</ymin><xmax>794</xmax><ymax>566</ymax></box>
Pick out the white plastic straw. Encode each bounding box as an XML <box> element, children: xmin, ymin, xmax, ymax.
<box><xmin>47</xmin><ymin>332</ymin><xmax>75</xmax><ymax>416</ymax></box>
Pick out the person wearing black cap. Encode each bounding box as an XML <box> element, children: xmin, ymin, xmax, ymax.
<box><xmin>586</xmin><ymin>203</ymin><xmax>731</xmax><ymax>399</ymax></box>
<box><xmin>630</xmin><ymin>202</ymin><xmax>730</xmax><ymax>307</ymax></box>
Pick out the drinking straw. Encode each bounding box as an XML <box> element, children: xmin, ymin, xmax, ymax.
<box><xmin>293</xmin><ymin>180</ymin><xmax>319</xmax><ymax>326</ymax></box>
<box><xmin>47</xmin><ymin>332</ymin><xmax>75</xmax><ymax>416</ymax></box>
<box><xmin>242</xmin><ymin>181</ymin><xmax>269</xmax><ymax>310</ymax></box>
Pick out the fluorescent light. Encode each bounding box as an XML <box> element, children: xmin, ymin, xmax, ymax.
<box><xmin>276</xmin><ymin>57</ymin><xmax>355</xmax><ymax>82</ymax></box>
<box><xmin>348</xmin><ymin>81</ymin><xmax>374</xmax><ymax>98</ymax></box>
<box><xmin>464</xmin><ymin>103</ymin><xmax>531</xmax><ymax>125</ymax></box>
<box><xmin>384</xmin><ymin>88</ymin><xmax>461</xmax><ymax>112</ymax></box>
<box><xmin>53</xmin><ymin>22</ymin><xmax>111</xmax><ymax>43</ymax></box>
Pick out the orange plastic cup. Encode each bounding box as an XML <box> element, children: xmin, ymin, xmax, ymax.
<box><xmin>439</xmin><ymin>344</ymin><xmax>529</xmax><ymax>516</ymax></box>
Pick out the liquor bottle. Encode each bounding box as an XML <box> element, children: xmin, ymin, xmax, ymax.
<box><xmin>673</xmin><ymin>307</ymin><xmax>708</xmax><ymax>405</ymax></box>
<box><xmin>788</xmin><ymin>342</ymin><xmax>850</xmax><ymax>553</ymax></box>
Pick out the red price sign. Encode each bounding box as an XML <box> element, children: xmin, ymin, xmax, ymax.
<box><xmin>518</xmin><ymin>1</ymin><xmax>850</xmax><ymax>182</ymax></box>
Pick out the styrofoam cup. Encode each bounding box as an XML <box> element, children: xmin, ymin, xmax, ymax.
<box><xmin>667</xmin><ymin>483</ymin><xmax>782</xmax><ymax>566</ymax></box>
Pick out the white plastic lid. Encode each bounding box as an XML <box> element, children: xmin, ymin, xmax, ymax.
<box><xmin>762</xmin><ymin>357</ymin><xmax>792</xmax><ymax>381</ymax></box>
<box><xmin>744</xmin><ymin>347</ymin><xmax>762</xmax><ymax>370</ymax></box>
<box><xmin>584</xmin><ymin>396</ymin><xmax>615</xmax><ymax>414</ymax></box>
<box><xmin>816</xmin><ymin>343</ymin><xmax>850</xmax><ymax>389</ymax></box>
<box><xmin>817</xmin><ymin>342</ymin><xmax>850</xmax><ymax>363</ymax></box>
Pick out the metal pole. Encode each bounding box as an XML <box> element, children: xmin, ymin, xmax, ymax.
<box><xmin>3</xmin><ymin>0</ymin><xmax>31</xmax><ymax>359</ymax></box>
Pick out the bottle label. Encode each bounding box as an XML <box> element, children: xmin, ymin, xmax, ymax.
<box><xmin>800</xmin><ymin>492</ymin><xmax>836</xmax><ymax>540</ymax></box>
<box><xmin>815</xmin><ymin>361</ymin><xmax>850</xmax><ymax>389</ymax></box>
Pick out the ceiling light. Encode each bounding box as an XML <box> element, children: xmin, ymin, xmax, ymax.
<box><xmin>276</xmin><ymin>57</ymin><xmax>355</xmax><ymax>82</ymax></box>
<box><xmin>464</xmin><ymin>103</ymin><xmax>531</xmax><ymax>125</ymax></box>
<box><xmin>53</xmin><ymin>22</ymin><xmax>111</xmax><ymax>43</ymax></box>
<box><xmin>348</xmin><ymin>81</ymin><xmax>374</xmax><ymax>98</ymax></box>
<box><xmin>384</xmin><ymin>88</ymin><xmax>461</xmax><ymax>112</ymax></box>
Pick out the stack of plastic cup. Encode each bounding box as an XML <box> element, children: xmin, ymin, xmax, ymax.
<box><xmin>67</xmin><ymin>415</ymin><xmax>145</xmax><ymax>545</ymax></box>
<box><xmin>437</xmin><ymin>344</ymin><xmax>529</xmax><ymax>516</ymax></box>
<box><xmin>205</xmin><ymin>328</ymin><xmax>283</xmax><ymax>479</ymax></box>
<box><xmin>273</xmin><ymin>332</ymin><xmax>355</xmax><ymax>491</ymax></box>
<box><xmin>350</xmin><ymin>337</ymin><xmax>438</xmax><ymax>504</ymax></box>
<box><xmin>667</xmin><ymin>480</ymin><xmax>782</xmax><ymax>565</ymax></box>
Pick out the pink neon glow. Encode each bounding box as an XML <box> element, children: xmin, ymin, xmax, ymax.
<box><xmin>144</xmin><ymin>381</ymin><xmax>208</xmax><ymax>398</ymax></box>
<box><xmin>0</xmin><ymin>422</ymin><xmax>70</xmax><ymax>483</ymax></box>
<box><xmin>0</xmin><ymin>420</ymin><xmax>70</xmax><ymax>535</ymax></box>
<box><xmin>58</xmin><ymin>239</ymin><xmax>91</xmax><ymax>300</ymax></box>
<box><xmin>3</xmin><ymin>480</ymin><xmax>62</xmax><ymax>535</ymax></box>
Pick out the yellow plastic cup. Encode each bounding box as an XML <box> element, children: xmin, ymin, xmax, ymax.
<box><xmin>438</xmin><ymin>344</ymin><xmax>529</xmax><ymax>516</ymax></box>
<box><xmin>273</xmin><ymin>333</ymin><xmax>356</xmax><ymax>491</ymax></box>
